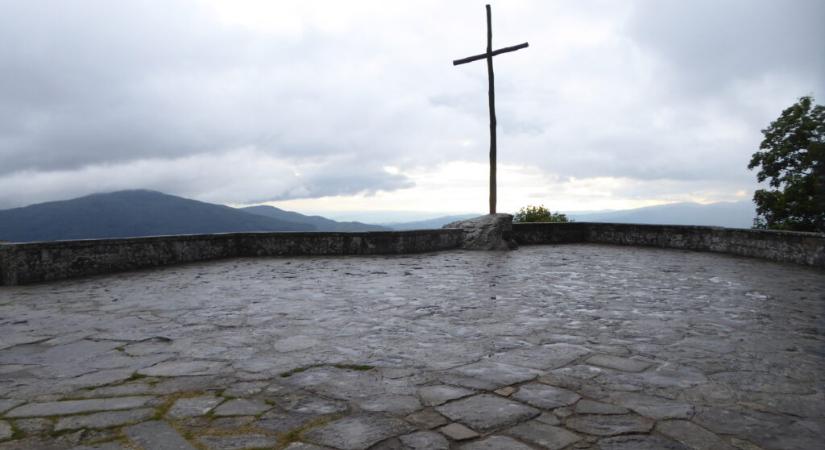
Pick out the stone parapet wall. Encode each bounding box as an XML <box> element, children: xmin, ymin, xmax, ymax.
<box><xmin>0</xmin><ymin>230</ymin><xmax>464</xmax><ymax>285</ymax></box>
<box><xmin>2</xmin><ymin>223</ymin><xmax>821</xmax><ymax>285</ymax></box>
<box><xmin>513</xmin><ymin>222</ymin><xmax>825</xmax><ymax>267</ymax></box>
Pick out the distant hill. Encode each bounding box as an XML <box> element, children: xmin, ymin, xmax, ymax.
<box><xmin>384</xmin><ymin>214</ymin><xmax>481</xmax><ymax>230</ymax></box>
<box><xmin>568</xmin><ymin>201</ymin><xmax>756</xmax><ymax>228</ymax></box>
<box><xmin>0</xmin><ymin>190</ymin><xmax>314</xmax><ymax>243</ymax></box>
<box><xmin>241</xmin><ymin>205</ymin><xmax>389</xmax><ymax>232</ymax></box>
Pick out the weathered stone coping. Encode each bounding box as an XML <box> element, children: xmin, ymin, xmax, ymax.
<box><xmin>512</xmin><ymin>222</ymin><xmax>825</xmax><ymax>268</ymax></box>
<box><xmin>0</xmin><ymin>229</ymin><xmax>464</xmax><ymax>286</ymax></box>
<box><xmin>1</xmin><ymin>223</ymin><xmax>822</xmax><ymax>285</ymax></box>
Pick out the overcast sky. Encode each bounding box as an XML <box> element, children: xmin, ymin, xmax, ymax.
<box><xmin>1</xmin><ymin>0</ymin><xmax>823</xmax><ymax>219</ymax></box>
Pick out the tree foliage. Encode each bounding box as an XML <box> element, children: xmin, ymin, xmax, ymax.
<box><xmin>513</xmin><ymin>205</ymin><xmax>570</xmax><ymax>223</ymax></box>
<box><xmin>748</xmin><ymin>96</ymin><xmax>825</xmax><ymax>232</ymax></box>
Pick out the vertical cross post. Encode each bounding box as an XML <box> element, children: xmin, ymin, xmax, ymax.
<box><xmin>453</xmin><ymin>5</ymin><xmax>528</xmax><ymax>215</ymax></box>
<box><xmin>485</xmin><ymin>4</ymin><xmax>496</xmax><ymax>215</ymax></box>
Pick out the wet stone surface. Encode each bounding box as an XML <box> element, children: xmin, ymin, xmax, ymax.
<box><xmin>0</xmin><ymin>244</ymin><xmax>823</xmax><ymax>449</ymax></box>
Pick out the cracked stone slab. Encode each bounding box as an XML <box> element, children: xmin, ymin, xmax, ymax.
<box><xmin>212</xmin><ymin>398</ymin><xmax>270</xmax><ymax>416</ymax></box>
<box><xmin>597</xmin><ymin>434</ymin><xmax>690</xmax><ymax>450</ymax></box>
<box><xmin>167</xmin><ymin>395</ymin><xmax>224</xmax><ymax>418</ymax></box>
<box><xmin>449</xmin><ymin>361</ymin><xmax>541</xmax><ymax>387</ymax></box>
<box><xmin>459</xmin><ymin>436</ymin><xmax>534</xmax><ymax>450</ymax></box>
<box><xmin>137</xmin><ymin>360</ymin><xmax>226</xmax><ymax>377</ymax></box>
<box><xmin>535</xmin><ymin>412</ymin><xmax>561</xmax><ymax>425</ymax></box>
<box><xmin>575</xmin><ymin>399</ymin><xmax>629</xmax><ymax>415</ymax></box>
<box><xmin>406</xmin><ymin>409</ymin><xmax>448</xmax><ymax>429</ymax></box>
<box><xmin>303</xmin><ymin>413</ymin><xmax>413</xmax><ymax>450</ymax></box>
<box><xmin>494</xmin><ymin>343</ymin><xmax>592</xmax><ymax>370</ymax></box>
<box><xmin>608</xmin><ymin>392</ymin><xmax>694</xmax><ymax>419</ymax></box>
<box><xmin>512</xmin><ymin>383</ymin><xmax>580</xmax><ymax>409</ymax></box>
<box><xmin>283</xmin><ymin>444</ymin><xmax>330</xmax><ymax>450</ymax></box>
<box><xmin>399</xmin><ymin>431</ymin><xmax>449</xmax><ymax>449</ymax></box>
<box><xmin>282</xmin><ymin>395</ymin><xmax>348</xmax><ymax>416</ymax></box>
<box><xmin>357</xmin><ymin>394</ymin><xmax>421</xmax><ymax>415</ymax></box>
<box><xmin>438</xmin><ymin>423</ymin><xmax>478</xmax><ymax>441</ymax></box>
<box><xmin>197</xmin><ymin>434</ymin><xmax>279</xmax><ymax>450</ymax></box>
<box><xmin>273</xmin><ymin>335</ymin><xmax>320</xmax><ymax>352</ymax></box>
<box><xmin>0</xmin><ymin>420</ymin><xmax>12</xmax><ymax>440</ymax></box>
<box><xmin>418</xmin><ymin>385</ymin><xmax>475</xmax><ymax>406</ymax></box>
<box><xmin>65</xmin><ymin>368</ymin><xmax>137</xmax><ymax>389</ymax></box>
<box><xmin>55</xmin><ymin>408</ymin><xmax>155</xmax><ymax>431</ymax></box>
<box><xmin>656</xmin><ymin>420</ymin><xmax>736</xmax><ymax>450</ymax></box>
<box><xmin>600</xmin><ymin>364</ymin><xmax>707</xmax><ymax>390</ymax></box>
<box><xmin>565</xmin><ymin>414</ymin><xmax>654</xmax><ymax>436</ymax></box>
<box><xmin>0</xmin><ymin>399</ymin><xmax>23</xmax><ymax>415</ymax></box>
<box><xmin>586</xmin><ymin>355</ymin><xmax>651</xmax><ymax>372</ymax></box>
<box><xmin>13</xmin><ymin>418</ymin><xmax>51</xmax><ymax>435</ymax></box>
<box><xmin>257</xmin><ymin>410</ymin><xmax>317</xmax><ymax>434</ymax></box>
<box><xmin>436</xmin><ymin>394</ymin><xmax>539</xmax><ymax>432</ymax></box>
<box><xmin>70</xmin><ymin>443</ymin><xmax>133</xmax><ymax>450</ymax></box>
<box><xmin>506</xmin><ymin>420</ymin><xmax>581</xmax><ymax>450</ymax></box>
<box><xmin>124</xmin><ymin>420</ymin><xmax>196</xmax><ymax>450</ymax></box>
<box><xmin>6</xmin><ymin>396</ymin><xmax>154</xmax><ymax>417</ymax></box>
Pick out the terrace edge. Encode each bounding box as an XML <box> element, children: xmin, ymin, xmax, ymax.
<box><xmin>1</xmin><ymin>223</ymin><xmax>822</xmax><ymax>285</ymax></box>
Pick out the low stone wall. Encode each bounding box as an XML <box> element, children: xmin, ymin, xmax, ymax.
<box><xmin>2</xmin><ymin>223</ymin><xmax>822</xmax><ymax>285</ymax></box>
<box><xmin>512</xmin><ymin>222</ymin><xmax>825</xmax><ymax>267</ymax></box>
<box><xmin>0</xmin><ymin>230</ymin><xmax>464</xmax><ymax>286</ymax></box>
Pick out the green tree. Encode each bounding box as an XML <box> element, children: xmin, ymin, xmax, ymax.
<box><xmin>513</xmin><ymin>205</ymin><xmax>570</xmax><ymax>223</ymax></box>
<box><xmin>748</xmin><ymin>96</ymin><xmax>825</xmax><ymax>232</ymax></box>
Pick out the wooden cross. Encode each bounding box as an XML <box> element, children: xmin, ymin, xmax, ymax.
<box><xmin>454</xmin><ymin>4</ymin><xmax>528</xmax><ymax>215</ymax></box>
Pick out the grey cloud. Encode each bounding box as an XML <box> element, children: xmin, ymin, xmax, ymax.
<box><xmin>628</xmin><ymin>0</ymin><xmax>825</xmax><ymax>96</ymax></box>
<box><xmin>0</xmin><ymin>0</ymin><xmax>821</xmax><ymax>209</ymax></box>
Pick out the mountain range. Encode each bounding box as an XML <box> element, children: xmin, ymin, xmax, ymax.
<box><xmin>0</xmin><ymin>190</ymin><xmax>758</xmax><ymax>243</ymax></box>
<box><xmin>0</xmin><ymin>190</ymin><xmax>390</xmax><ymax>243</ymax></box>
<box><xmin>567</xmin><ymin>201</ymin><xmax>755</xmax><ymax>228</ymax></box>
<box><xmin>241</xmin><ymin>205</ymin><xmax>388</xmax><ymax>232</ymax></box>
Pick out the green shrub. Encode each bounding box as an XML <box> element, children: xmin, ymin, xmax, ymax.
<box><xmin>513</xmin><ymin>205</ymin><xmax>570</xmax><ymax>223</ymax></box>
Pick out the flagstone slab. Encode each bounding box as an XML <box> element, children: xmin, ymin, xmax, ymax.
<box><xmin>506</xmin><ymin>420</ymin><xmax>581</xmax><ymax>449</ymax></box>
<box><xmin>436</xmin><ymin>394</ymin><xmax>539</xmax><ymax>432</ymax></box>
<box><xmin>0</xmin><ymin>399</ymin><xmax>23</xmax><ymax>415</ymax></box>
<box><xmin>418</xmin><ymin>385</ymin><xmax>475</xmax><ymax>406</ymax></box>
<box><xmin>565</xmin><ymin>414</ymin><xmax>654</xmax><ymax>436</ymax></box>
<box><xmin>6</xmin><ymin>396</ymin><xmax>154</xmax><ymax>418</ymax></box>
<box><xmin>0</xmin><ymin>421</ymin><xmax>12</xmax><ymax>441</ymax></box>
<box><xmin>138</xmin><ymin>360</ymin><xmax>226</xmax><ymax>377</ymax></box>
<box><xmin>586</xmin><ymin>355</ymin><xmax>651</xmax><ymax>373</ymax></box>
<box><xmin>449</xmin><ymin>361</ymin><xmax>542</xmax><ymax>387</ymax></box>
<box><xmin>459</xmin><ymin>436</ymin><xmax>534</xmax><ymax>450</ymax></box>
<box><xmin>575</xmin><ymin>399</ymin><xmax>629</xmax><ymax>415</ymax></box>
<box><xmin>438</xmin><ymin>423</ymin><xmax>478</xmax><ymax>441</ymax></box>
<box><xmin>512</xmin><ymin>383</ymin><xmax>580</xmax><ymax>409</ymax></box>
<box><xmin>124</xmin><ymin>420</ymin><xmax>196</xmax><ymax>450</ymax></box>
<box><xmin>494</xmin><ymin>343</ymin><xmax>592</xmax><ymax>370</ymax></box>
<box><xmin>197</xmin><ymin>434</ymin><xmax>279</xmax><ymax>450</ymax></box>
<box><xmin>656</xmin><ymin>420</ymin><xmax>736</xmax><ymax>450</ymax></box>
<box><xmin>167</xmin><ymin>395</ymin><xmax>224</xmax><ymax>418</ymax></box>
<box><xmin>406</xmin><ymin>409</ymin><xmax>448</xmax><ymax>429</ymax></box>
<box><xmin>357</xmin><ymin>395</ymin><xmax>421</xmax><ymax>415</ymax></box>
<box><xmin>608</xmin><ymin>392</ymin><xmax>694</xmax><ymax>420</ymax></box>
<box><xmin>399</xmin><ymin>431</ymin><xmax>449</xmax><ymax>449</ymax></box>
<box><xmin>303</xmin><ymin>414</ymin><xmax>413</xmax><ymax>450</ymax></box>
<box><xmin>54</xmin><ymin>408</ymin><xmax>155</xmax><ymax>431</ymax></box>
<box><xmin>597</xmin><ymin>434</ymin><xmax>690</xmax><ymax>450</ymax></box>
<box><xmin>212</xmin><ymin>399</ymin><xmax>270</xmax><ymax>416</ymax></box>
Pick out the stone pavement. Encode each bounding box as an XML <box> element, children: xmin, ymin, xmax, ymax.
<box><xmin>0</xmin><ymin>244</ymin><xmax>822</xmax><ymax>449</ymax></box>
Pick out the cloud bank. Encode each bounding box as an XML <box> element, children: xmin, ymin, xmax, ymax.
<box><xmin>0</xmin><ymin>0</ymin><xmax>822</xmax><ymax>212</ymax></box>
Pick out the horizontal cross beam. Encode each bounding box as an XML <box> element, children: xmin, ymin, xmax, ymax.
<box><xmin>452</xmin><ymin>42</ymin><xmax>529</xmax><ymax>66</ymax></box>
